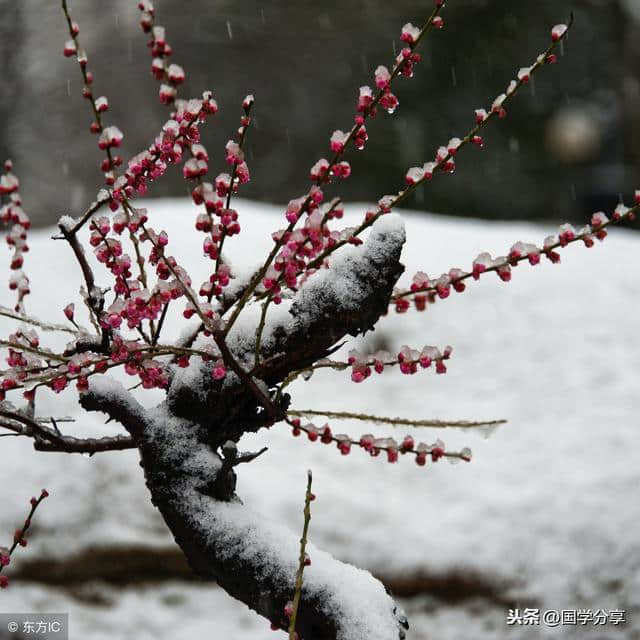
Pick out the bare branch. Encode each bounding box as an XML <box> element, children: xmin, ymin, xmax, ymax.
<box><xmin>58</xmin><ymin>219</ymin><xmax>97</xmax><ymax>299</ymax></box>
<box><xmin>58</xmin><ymin>217</ymin><xmax>110</xmax><ymax>351</ymax></box>
<box><xmin>213</xmin><ymin>329</ymin><xmax>283</xmax><ymax>421</ymax></box>
<box><xmin>288</xmin><ymin>409</ymin><xmax>507</xmax><ymax>430</ymax></box>
<box><xmin>0</xmin><ymin>305</ymin><xmax>76</xmax><ymax>333</ymax></box>
<box><xmin>33</xmin><ymin>433</ymin><xmax>135</xmax><ymax>454</ymax></box>
<box><xmin>288</xmin><ymin>470</ymin><xmax>313</xmax><ymax>639</ymax></box>
<box><xmin>64</xmin><ymin>193</ymin><xmax>111</xmax><ymax>236</ymax></box>
<box><xmin>0</xmin><ymin>409</ymin><xmax>135</xmax><ymax>454</ymax></box>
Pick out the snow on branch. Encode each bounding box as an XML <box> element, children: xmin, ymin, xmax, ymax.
<box><xmin>166</xmin><ymin>214</ymin><xmax>406</xmax><ymax>430</ymax></box>
<box><xmin>79</xmin><ymin>376</ymin><xmax>148</xmax><ymax>439</ymax></box>
<box><xmin>0</xmin><ymin>406</ymin><xmax>135</xmax><ymax>454</ymax></box>
<box><xmin>245</xmin><ymin>215</ymin><xmax>406</xmax><ymax>382</ymax></box>
<box><xmin>137</xmin><ymin>408</ymin><xmax>408</xmax><ymax>640</ymax></box>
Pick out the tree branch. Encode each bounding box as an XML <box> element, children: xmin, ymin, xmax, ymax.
<box><xmin>58</xmin><ymin>216</ymin><xmax>110</xmax><ymax>350</ymax></box>
<box><xmin>0</xmin><ymin>409</ymin><xmax>135</xmax><ymax>453</ymax></box>
<box><xmin>79</xmin><ymin>377</ymin><xmax>148</xmax><ymax>439</ymax></box>
<box><xmin>288</xmin><ymin>409</ymin><xmax>507</xmax><ymax>430</ymax></box>
<box><xmin>33</xmin><ymin>433</ymin><xmax>135</xmax><ymax>453</ymax></box>
<box><xmin>0</xmin><ymin>305</ymin><xmax>76</xmax><ymax>333</ymax></box>
<box><xmin>166</xmin><ymin>215</ymin><xmax>405</xmax><ymax>436</ymax></box>
<box><xmin>65</xmin><ymin>193</ymin><xmax>111</xmax><ymax>236</ymax></box>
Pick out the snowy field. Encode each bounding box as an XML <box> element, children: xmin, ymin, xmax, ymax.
<box><xmin>1</xmin><ymin>197</ymin><xmax>638</xmax><ymax>639</ymax></box>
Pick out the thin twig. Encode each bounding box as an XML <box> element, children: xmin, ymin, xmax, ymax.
<box><xmin>289</xmin><ymin>470</ymin><xmax>313</xmax><ymax>640</ymax></box>
<box><xmin>0</xmin><ymin>409</ymin><xmax>135</xmax><ymax>454</ymax></box>
<box><xmin>393</xmin><ymin>202</ymin><xmax>639</xmax><ymax>302</ymax></box>
<box><xmin>0</xmin><ymin>488</ymin><xmax>49</xmax><ymax>582</ymax></box>
<box><xmin>61</xmin><ymin>0</ymin><xmax>117</xmax><ymax>198</ymax></box>
<box><xmin>287</xmin><ymin>409</ymin><xmax>507</xmax><ymax>430</ymax></box>
<box><xmin>151</xmin><ymin>301</ymin><xmax>170</xmax><ymax>346</ymax></box>
<box><xmin>0</xmin><ymin>306</ymin><xmax>77</xmax><ymax>334</ymax></box>
<box><xmin>254</xmin><ymin>293</ymin><xmax>272</xmax><ymax>367</ymax></box>
<box><xmin>0</xmin><ymin>340</ymin><xmax>67</xmax><ymax>363</ymax></box>
<box><xmin>285</xmin><ymin>416</ymin><xmax>471</xmax><ymax>463</ymax></box>
<box><xmin>58</xmin><ymin>218</ymin><xmax>107</xmax><ymax>345</ymax></box>
<box><xmin>63</xmin><ymin>194</ymin><xmax>111</xmax><ymax>237</ymax></box>
<box><xmin>213</xmin><ymin>99</ymin><xmax>254</xmax><ymax>282</ymax></box>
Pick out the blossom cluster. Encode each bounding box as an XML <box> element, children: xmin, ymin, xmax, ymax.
<box><xmin>241</xmin><ymin>20</ymin><xmax>576</xmax><ymax>331</ymax></box>
<box><xmin>0</xmin><ymin>160</ymin><xmax>30</xmax><ymax>312</ymax></box>
<box><xmin>136</xmin><ymin>0</ymin><xmax>254</xmax><ymax>308</ymax></box>
<box><xmin>0</xmin><ymin>322</ymin><xmax>229</xmax><ymax>396</ymax></box>
<box><xmin>86</xmin><ymin>211</ymin><xmax>195</xmax><ymax>338</ymax></box>
<box><xmin>258</xmin><ymin>11</ymin><xmax>444</xmax><ymax>302</ymax></box>
<box><xmin>114</xmin><ymin>95</ymin><xmax>218</xmax><ymax>206</ymax></box>
<box><xmin>137</xmin><ymin>0</ymin><xmax>185</xmax><ymax>105</ymax></box>
<box><xmin>191</xmin><ymin>98</ymin><xmax>253</xmax><ymax>302</ymax></box>
<box><xmin>346</xmin><ymin>345</ymin><xmax>451</xmax><ymax>382</ymax></box>
<box><xmin>62</xmin><ymin>0</ymin><xmax>237</xmax><ymax>355</ymax></box>
<box><xmin>62</xmin><ymin>0</ymin><xmax>124</xmax><ymax>184</ymax></box>
<box><xmin>393</xmin><ymin>201</ymin><xmax>639</xmax><ymax>312</ymax></box>
<box><xmin>288</xmin><ymin>417</ymin><xmax>471</xmax><ymax>465</ymax></box>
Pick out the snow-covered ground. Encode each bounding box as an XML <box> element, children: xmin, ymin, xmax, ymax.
<box><xmin>1</xmin><ymin>198</ymin><xmax>638</xmax><ymax>639</ymax></box>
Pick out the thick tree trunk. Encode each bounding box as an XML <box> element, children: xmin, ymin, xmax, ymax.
<box><xmin>81</xmin><ymin>217</ymin><xmax>409</xmax><ymax>639</ymax></box>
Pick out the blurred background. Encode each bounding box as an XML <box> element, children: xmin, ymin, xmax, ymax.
<box><xmin>1</xmin><ymin>0</ymin><xmax>639</xmax><ymax>227</ymax></box>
